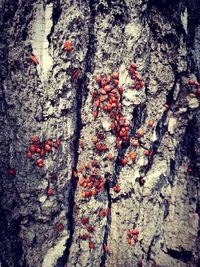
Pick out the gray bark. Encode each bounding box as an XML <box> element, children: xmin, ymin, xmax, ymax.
<box><xmin>0</xmin><ymin>0</ymin><xmax>200</xmax><ymax>266</ymax></box>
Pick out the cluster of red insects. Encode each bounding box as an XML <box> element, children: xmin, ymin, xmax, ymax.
<box><xmin>92</xmin><ymin>71</ymin><xmax>131</xmax><ymax>147</ymax></box>
<box><xmin>188</xmin><ymin>79</ymin><xmax>200</xmax><ymax>95</ymax></box>
<box><xmin>80</xmin><ymin>209</ymin><xmax>110</xmax><ymax>252</ymax></box>
<box><xmin>78</xmin><ymin>160</ymin><xmax>104</xmax><ymax>198</ymax></box>
<box><xmin>28</xmin><ymin>40</ymin><xmax>199</xmax><ymax>265</ymax></box>
<box><xmin>127</xmin><ymin>63</ymin><xmax>145</xmax><ymax>90</ymax></box>
<box><xmin>127</xmin><ymin>228</ymin><xmax>139</xmax><ymax>247</ymax></box>
<box><xmin>80</xmin><ymin>217</ymin><xmax>95</xmax><ymax>249</ymax></box>
<box><xmin>26</xmin><ymin>135</ymin><xmax>61</xmax><ymax>168</ymax></box>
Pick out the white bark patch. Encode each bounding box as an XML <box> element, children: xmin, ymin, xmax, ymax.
<box><xmin>125</xmin><ymin>21</ymin><xmax>141</xmax><ymax>48</ymax></box>
<box><xmin>31</xmin><ymin>3</ymin><xmax>53</xmax><ymax>82</ymax></box>
<box><xmin>181</xmin><ymin>7</ymin><xmax>188</xmax><ymax>34</ymax></box>
<box><xmin>42</xmin><ymin>233</ymin><xmax>68</xmax><ymax>267</ymax></box>
<box><xmin>186</xmin><ymin>94</ymin><xmax>199</xmax><ymax>109</ymax></box>
<box><xmin>168</xmin><ymin>117</ymin><xmax>177</xmax><ymax>134</ymax></box>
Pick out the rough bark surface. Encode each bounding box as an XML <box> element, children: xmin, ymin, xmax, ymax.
<box><xmin>0</xmin><ymin>0</ymin><xmax>200</xmax><ymax>267</ymax></box>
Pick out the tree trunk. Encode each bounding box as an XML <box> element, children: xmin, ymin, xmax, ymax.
<box><xmin>0</xmin><ymin>0</ymin><xmax>200</xmax><ymax>266</ymax></box>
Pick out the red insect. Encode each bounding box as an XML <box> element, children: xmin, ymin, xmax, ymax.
<box><xmin>89</xmin><ymin>242</ymin><xmax>95</xmax><ymax>250</ymax></box>
<box><xmin>27</xmin><ymin>151</ymin><xmax>32</xmax><ymax>158</ymax></box>
<box><xmin>120</xmin><ymin>157</ymin><xmax>128</xmax><ymax>166</ymax></box>
<box><xmin>30</xmin><ymin>55</ymin><xmax>39</xmax><ymax>65</ymax></box>
<box><xmin>96</xmin><ymin>74</ymin><xmax>102</xmax><ymax>83</ymax></box>
<box><xmin>104</xmin><ymin>207</ymin><xmax>110</xmax><ymax>217</ymax></box>
<box><xmin>47</xmin><ymin>188</ymin><xmax>53</xmax><ymax>196</ymax></box>
<box><xmin>30</xmin><ymin>145</ymin><xmax>36</xmax><ymax>153</ymax></box>
<box><xmin>188</xmin><ymin>80</ymin><xmax>199</xmax><ymax>86</ymax></box>
<box><xmin>45</xmin><ymin>144</ymin><xmax>51</xmax><ymax>151</ymax></box>
<box><xmin>40</xmin><ymin>149</ymin><xmax>45</xmax><ymax>156</ymax></box>
<box><xmin>8</xmin><ymin>169</ymin><xmax>16</xmax><ymax>175</ymax></box>
<box><xmin>37</xmin><ymin>158</ymin><xmax>43</xmax><ymax>168</ymax></box>
<box><xmin>64</xmin><ymin>40</ymin><xmax>73</xmax><ymax>52</ymax></box>
<box><xmin>137</xmin><ymin>259</ymin><xmax>143</xmax><ymax>267</ymax></box>
<box><xmin>80</xmin><ymin>233</ymin><xmax>90</xmax><ymax>240</ymax></box>
<box><xmin>46</xmin><ymin>140</ymin><xmax>53</xmax><ymax>146</ymax></box>
<box><xmin>87</xmin><ymin>225</ymin><xmax>94</xmax><ymax>233</ymax></box>
<box><xmin>98</xmin><ymin>209</ymin><xmax>104</xmax><ymax>218</ymax></box>
<box><xmin>55</xmin><ymin>223</ymin><xmax>64</xmax><ymax>232</ymax></box>
<box><xmin>31</xmin><ymin>135</ymin><xmax>39</xmax><ymax>143</ymax></box>
<box><xmin>103</xmin><ymin>243</ymin><xmax>108</xmax><ymax>253</ymax></box>
<box><xmin>112</xmin><ymin>184</ymin><xmax>121</xmax><ymax>193</ymax></box>
<box><xmin>132</xmin><ymin>228</ymin><xmax>139</xmax><ymax>235</ymax></box>
<box><xmin>36</xmin><ymin>147</ymin><xmax>41</xmax><ymax>154</ymax></box>
<box><xmin>73</xmin><ymin>171</ymin><xmax>78</xmax><ymax>177</ymax></box>
<box><xmin>81</xmin><ymin>217</ymin><xmax>89</xmax><ymax>225</ymax></box>
<box><xmin>72</xmin><ymin>69</ymin><xmax>81</xmax><ymax>80</ymax></box>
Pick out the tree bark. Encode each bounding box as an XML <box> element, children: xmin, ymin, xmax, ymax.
<box><xmin>0</xmin><ymin>0</ymin><xmax>200</xmax><ymax>266</ymax></box>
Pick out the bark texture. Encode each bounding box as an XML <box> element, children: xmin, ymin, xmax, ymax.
<box><xmin>0</xmin><ymin>0</ymin><xmax>200</xmax><ymax>267</ymax></box>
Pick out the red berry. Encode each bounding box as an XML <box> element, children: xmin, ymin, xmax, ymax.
<box><xmin>197</xmin><ymin>88</ymin><xmax>200</xmax><ymax>95</ymax></box>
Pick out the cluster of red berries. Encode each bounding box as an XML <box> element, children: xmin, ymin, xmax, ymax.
<box><xmin>27</xmin><ymin>136</ymin><xmax>61</xmax><ymax>168</ymax></box>
<box><xmin>187</xmin><ymin>79</ymin><xmax>200</xmax><ymax>95</ymax></box>
<box><xmin>78</xmin><ymin>160</ymin><xmax>104</xmax><ymax>198</ymax></box>
<box><xmin>127</xmin><ymin>228</ymin><xmax>139</xmax><ymax>247</ymax></box>
<box><xmin>127</xmin><ymin>63</ymin><xmax>144</xmax><ymax>90</ymax></box>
